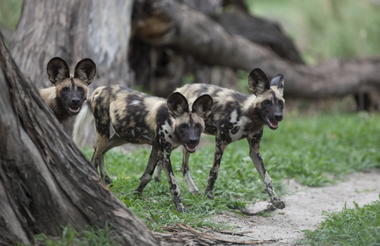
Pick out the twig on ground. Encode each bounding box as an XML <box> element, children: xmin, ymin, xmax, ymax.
<box><xmin>156</xmin><ymin>223</ymin><xmax>279</xmax><ymax>245</ymax></box>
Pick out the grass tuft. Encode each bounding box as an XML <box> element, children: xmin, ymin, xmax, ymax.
<box><xmin>30</xmin><ymin>226</ymin><xmax>115</xmax><ymax>246</ymax></box>
<box><xmin>303</xmin><ymin>199</ymin><xmax>380</xmax><ymax>246</ymax></box>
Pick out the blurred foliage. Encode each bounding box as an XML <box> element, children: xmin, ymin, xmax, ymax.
<box><xmin>0</xmin><ymin>0</ymin><xmax>22</xmax><ymax>29</ymax></box>
<box><xmin>248</xmin><ymin>0</ymin><xmax>380</xmax><ymax>63</ymax></box>
<box><xmin>1</xmin><ymin>0</ymin><xmax>379</xmax><ymax>63</ymax></box>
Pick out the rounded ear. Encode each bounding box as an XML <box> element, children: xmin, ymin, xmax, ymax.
<box><xmin>74</xmin><ymin>58</ymin><xmax>96</xmax><ymax>85</ymax></box>
<box><xmin>248</xmin><ymin>68</ymin><xmax>270</xmax><ymax>95</ymax></box>
<box><xmin>46</xmin><ymin>57</ymin><xmax>70</xmax><ymax>84</ymax></box>
<box><xmin>167</xmin><ymin>92</ymin><xmax>189</xmax><ymax>117</ymax></box>
<box><xmin>192</xmin><ymin>94</ymin><xmax>213</xmax><ymax>117</ymax></box>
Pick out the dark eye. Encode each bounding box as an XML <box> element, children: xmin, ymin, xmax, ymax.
<box><xmin>262</xmin><ymin>100</ymin><xmax>271</xmax><ymax>106</ymax></box>
<box><xmin>278</xmin><ymin>101</ymin><xmax>284</xmax><ymax>108</ymax></box>
<box><xmin>77</xmin><ymin>87</ymin><xmax>84</xmax><ymax>93</ymax></box>
<box><xmin>62</xmin><ymin>87</ymin><xmax>70</xmax><ymax>92</ymax></box>
<box><xmin>180</xmin><ymin>124</ymin><xmax>188</xmax><ymax>130</ymax></box>
<box><xmin>195</xmin><ymin>123</ymin><xmax>202</xmax><ymax>129</ymax></box>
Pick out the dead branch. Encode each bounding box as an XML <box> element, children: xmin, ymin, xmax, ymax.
<box><xmin>135</xmin><ymin>0</ymin><xmax>380</xmax><ymax>99</ymax></box>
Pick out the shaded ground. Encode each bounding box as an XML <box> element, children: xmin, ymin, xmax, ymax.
<box><xmin>209</xmin><ymin>169</ymin><xmax>380</xmax><ymax>245</ymax></box>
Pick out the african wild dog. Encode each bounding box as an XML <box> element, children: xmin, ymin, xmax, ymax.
<box><xmin>90</xmin><ymin>85</ymin><xmax>213</xmax><ymax>212</ymax></box>
<box><xmin>155</xmin><ymin>68</ymin><xmax>286</xmax><ymax>209</ymax></box>
<box><xmin>39</xmin><ymin>57</ymin><xmax>96</xmax><ymax>122</ymax></box>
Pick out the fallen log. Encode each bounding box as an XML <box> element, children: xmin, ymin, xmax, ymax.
<box><xmin>215</xmin><ymin>9</ymin><xmax>304</xmax><ymax>64</ymax></box>
<box><xmin>135</xmin><ymin>0</ymin><xmax>380</xmax><ymax>99</ymax></box>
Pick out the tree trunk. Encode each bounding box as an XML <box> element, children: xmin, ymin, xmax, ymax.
<box><xmin>73</xmin><ymin>0</ymin><xmax>133</xmax><ymax>85</ymax></box>
<box><xmin>177</xmin><ymin>0</ymin><xmax>223</xmax><ymax>16</ymax></box>
<box><xmin>0</xmin><ymin>31</ymin><xmax>158</xmax><ymax>246</ymax></box>
<box><xmin>12</xmin><ymin>0</ymin><xmax>133</xmax><ymax>86</ymax></box>
<box><xmin>135</xmin><ymin>0</ymin><xmax>380</xmax><ymax>99</ymax></box>
<box><xmin>11</xmin><ymin>0</ymin><xmax>77</xmax><ymax>86</ymax></box>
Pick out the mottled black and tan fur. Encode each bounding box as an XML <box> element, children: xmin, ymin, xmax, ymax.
<box><xmin>90</xmin><ymin>85</ymin><xmax>213</xmax><ymax>212</ymax></box>
<box><xmin>163</xmin><ymin>68</ymin><xmax>286</xmax><ymax>209</ymax></box>
<box><xmin>39</xmin><ymin>57</ymin><xmax>96</xmax><ymax>122</ymax></box>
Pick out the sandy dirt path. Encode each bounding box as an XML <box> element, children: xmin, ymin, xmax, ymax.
<box><xmin>210</xmin><ymin>169</ymin><xmax>380</xmax><ymax>245</ymax></box>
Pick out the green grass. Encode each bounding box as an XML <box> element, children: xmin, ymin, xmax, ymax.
<box><xmin>81</xmin><ymin>113</ymin><xmax>380</xmax><ymax>230</ymax></box>
<box><xmin>0</xmin><ymin>0</ymin><xmax>22</xmax><ymax>29</ymax></box>
<box><xmin>26</xmin><ymin>227</ymin><xmax>115</xmax><ymax>246</ymax></box>
<box><xmin>303</xmin><ymin>199</ymin><xmax>380</xmax><ymax>246</ymax></box>
<box><xmin>248</xmin><ymin>0</ymin><xmax>380</xmax><ymax>63</ymax></box>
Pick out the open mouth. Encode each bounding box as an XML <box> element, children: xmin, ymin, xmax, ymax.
<box><xmin>68</xmin><ymin>106</ymin><xmax>81</xmax><ymax>114</ymax></box>
<box><xmin>265</xmin><ymin>117</ymin><xmax>279</xmax><ymax>130</ymax></box>
<box><xmin>184</xmin><ymin>143</ymin><xmax>198</xmax><ymax>153</ymax></box>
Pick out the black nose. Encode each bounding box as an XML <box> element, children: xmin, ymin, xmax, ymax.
<box><xmin>188</xmin><ymin>139</ymin><xmax>198</xmax><ymax>146</ymax></box>
<box><xmin>72</xmin><ymin>98</ymin><xmax>80</xmax><ymax>105</ymax></box>
<box><xmin>274</xmin><ymin>114</ymin><xmax>283</xmax><ymax>121</ymax></box>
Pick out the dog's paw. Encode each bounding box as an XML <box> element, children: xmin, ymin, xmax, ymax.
<box><xmin>104</xmin><ymin>175</ymin><xmax>113</xmax><ymax>185</ymax></box>
<box><xmin>205</xmin><ymin>190</ymin><xmax>214</xmax><ymax>199</ymax></box>
<box><xmin>241</xmin><ymin>200</ymin><xmax>273</xmax><ymax>215</ymax></box>
<box><xmin>133</xmin><ymin>189</ymin><xmax>143</xmax><ymax>197</ymax></box>
<box><xmin>272</xmin><ymin>199</ymin><xmax>285</xmax><ymax>209</ymax></box>
<box><xmin>190</xmin><ymin>189</ymin><xmax>200</xmax><ymax>195</ymax></box>
<box><xmin>175</xmin><ymin>203</ymin><xmax>186</xmax><ymax>213</ymax></box>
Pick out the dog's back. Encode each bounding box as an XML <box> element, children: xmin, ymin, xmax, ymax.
<box><xmin>176</xmin><ymin>83</ymin><xmax>249</xmax><ymax>135</ymax></box>
<box><xmin>90</xmin><ymin>85</ymin><xmax>165</xmax><ymax>144</ymax></box>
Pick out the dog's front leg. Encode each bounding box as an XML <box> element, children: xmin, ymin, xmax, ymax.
<box><xmin>247</xmin><ymin>131</ymin><xmax>285</xmax><ymax>209</ymax></box>
<box><xmin>162</xmin><ymin>150</ymin><xmax>185</xmax><ymax>212</ymax></box>
<box><xmin>205</xmin><ymin>136</ymin><xmax>227</xmax><ymax>199</ymax></box>
<box><xmin>182</xmin><ymin>148</ymin><xmax>199</xmax><ymax>194</ymax></box>
<box><xmin>135</xmin><ymin>145</ymin><xmax>160</xmax><ymax>194</ymax></box>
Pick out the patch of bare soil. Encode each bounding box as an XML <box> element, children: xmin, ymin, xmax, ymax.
<box><xmin>209</xmin><ymin>169</ymin><xmax>380</xmax><ymax>245</ymax></box>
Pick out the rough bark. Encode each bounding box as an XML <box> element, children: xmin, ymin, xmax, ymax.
<box><xmin>0</xmin><ymin>26</ymin><xmax>13</xmax><ymax>44</ymax></box>
<box><xmin>186</xmin><ymin>56</ymin><xmax>239</xmax><ymax>88</ymax></box>
<box><xmin>0</xmin><ymin>31</ymin><xmax>158</xmax><ymax>246</ymax></box>
<box><xmin>73</xmin><ymin>0</ymin><xmax>133</xmax><ymax>85</ymax></box>
<box><xmin>177</xmin><ymin>0</ymin><xmax>223</xmax><ymax>16</ymax></box>
<box><xmin>11</xmin><ymin>0</ymin><xmax>76</xmax><ymax>86</ymax></box>
<box><xmin>135</xmin><ymin>0</ymin><xmax>380</xmax><ymax>99</ymax></box>
<box><xmin>129</xmin><ymin>38</ymin><xmax>186</xmax><ymax>97</ymax></box>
